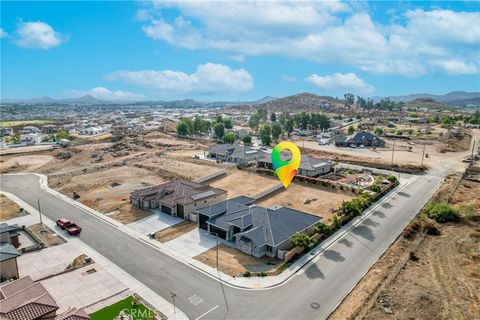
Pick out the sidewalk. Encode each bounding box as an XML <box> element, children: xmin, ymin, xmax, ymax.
<box><xmin>3</xmin><ymin>173</ymin><xmax>415</xmax><ymax>290</ymax></box>
<box><xmin>0</xmin><ymin>190</ymin><xmax>189</xmax><ymax>320</ymax></box>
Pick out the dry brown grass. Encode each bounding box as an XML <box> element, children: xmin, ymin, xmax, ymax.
<box><xmin>210</xmin><ymin>170</ymin><xmax>278</xmax><ymax>198</ymax></box>
<box><xmin>0</xmin><ymin>194</ymin><xmax>27</xmax><ymax>221</ymax></box>
<box><xmin>155</xmin><ymin>221</ymin><xmax>197</xmax><ymax>243</ymax></box>
<box><xmin>28</xmin><ymin>223</ymin><xmax>65</xmax><ymax>247</ymax></box>
<box><xmin>194</xmin><ymin>244</ymin><xmax>282</xmax><ymax>277</ymax></box>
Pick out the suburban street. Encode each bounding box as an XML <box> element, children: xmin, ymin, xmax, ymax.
<box><xmin>0</xmin><ymin>163</ymin><xmax>452</xmax><ymax>320</ymax></box>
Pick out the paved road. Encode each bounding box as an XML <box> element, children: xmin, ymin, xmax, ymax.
<box><xmin>0</xmin><ymin>163</ymin><xmax>451</xmax><ymax>320</ymax></box>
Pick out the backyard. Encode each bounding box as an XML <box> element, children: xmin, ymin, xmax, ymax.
<box><xmin>210</xmin><ymin>170</ymin><xmax>278</xmax><ymax>198</ymax></box>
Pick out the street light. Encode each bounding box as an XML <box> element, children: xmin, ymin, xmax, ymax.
<box><xmin>208</xmin><ymin>232</ymin><xmax>220</xmax><ymax>270</ymax></box>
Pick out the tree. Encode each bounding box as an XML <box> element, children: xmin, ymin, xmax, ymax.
<box><xmin>248</xmin><ymin>114</ymin><xmax>260</xmax><ymax>131</ymax></box>
<box><xmin>56</xmin><ymin>130</ymin><xmax>71</xmax><ymax>140</ymax></box>
<box><xmin>259</xmin><ymin>125</ymin><xmax>272</xmax><ymax>146</ymax></box>
<box><xmin>374</xmin><ymin>127</ymin><xmax>383</xmax><ymax>135</ymax></box>
<box><xmin>286</xmin><ymin>118</ymin><xmax>294</xmax><ymax>137</ymax></box>
<box><xmin>223</xmin><ymin>118</ymin><xmax>233</xmax><ymax>129</ymax></box>
<box><xmin>223</xmin><ymin>132</ymin><xmax>235</xmax><ymax>144</ymax></box>
<box><xmin>348</xmin><ymin>125</ymin><xmax>355</xmax><ymax>134</ymax></box>
<box><xmin>213</xmin><ymin>122</ymin><xmax>225</xmax><ymax>140</ymax></box>
<box><xmin>242</xmin><ymin>135</ymin><xmax>252</xmax><ymax>144</ymax></box>
<box><xmin>290</xmin><ymin>232</ymin><xmax>312</xmax><ymax>249</ymax></box>
<box><xmin>271</xmin><ymin>123</ymin><xmax>282</xmax><ymax>142</ymax></box>
<box><xmin>270</xmin><ymin>112</ymin><xmax>277</xmax><ymax>122</ymax></box>
<box><xmin>176</xmin><ymin>121</ymin><xmax>189</xmax><ymax>135</ymax></box>
<box><xmin>344</xmin><ymin>93</ymin><xmax>355</xmax><ymax>106</ymax></box>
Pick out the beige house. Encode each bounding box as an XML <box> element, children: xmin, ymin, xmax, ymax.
<box><xmin>130</xmin><ymin>179</ymin><xmax>227</xmax><ymax>220</ymax></box>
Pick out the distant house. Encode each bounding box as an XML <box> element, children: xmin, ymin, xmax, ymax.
<box><xmin>41</xmin><ymin>124</ymin><xmax>58</xmax><ymax>134</ymax></box>
<box><xmin>79</xmin><ymin>127</ymin><xmax>106</xmax><ymax>136</ymax></box>
<box><xmin>20</xmin><ymin>133</ymin><xmax>42</xmax><ymax>145</ymax></box>
<box><xmin>404</xmin><ymin>117</ymin><xmax>428</xmax><ymax>124</ymax></box>
<box><xmin>130</xmin><ymin>179</ymin><xmax>227</xmax><ymax>220</ymax></box>
<box><xmin>207</xmin><ymin>144</ymin><xmax>265</xmax><ymax>165</ymax></box>
<box><xmin>21</xmin><ymin>126</ymin><xmax>40</xmax><ymax>134</ymax></box>
<box><xmin>0</xmin><ymin>127</ymin><xmax>13</xmax><ymax>137</ymax></box>
<box><xmin>257</xmin><ymin>154</ymin><xmax>334</xmax><ymax>177</ymax></box>
<box><xmin>195</xmin><ymin>197</ymin><xmax>321</xmax><ymax>259</ymax></box>
<box><xmin>335</xmin><ymin>131</ymin><xmax>385</xmax><ymax>147</ymax></box>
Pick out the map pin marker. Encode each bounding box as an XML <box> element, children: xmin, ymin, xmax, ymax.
<box><xmin>271</xmin><ymin>141</ymin><xmax>301</xmax><ymax>188</ymax></box>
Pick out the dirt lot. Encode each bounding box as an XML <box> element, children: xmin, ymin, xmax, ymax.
<box><xmin>155</xmin><ymin>221</ymin><xmax>197</xmax><ymax>243</ymax></box>
<box><xmin>194</xmin><ymin>244</ymin><xmax>283</xmax><ymax>277</ymax></box>
<box><xmin>258</xmin><ymin>183</ymin><xmax>352</xmax><ymax>223</ymax></box>
<box><xmin>210</xmin><ymin>170</ymin><xmax>278</xmax><ymax>198</ymax></box>
<box><xmin>0</xmin><ymin>154</ymin><xmax>54</xmax><ymax>173</ymax></box>
<box><xmin>0</xmin><ymin>194</ymin><xmax>27</xmax><ymax>221</ymax></box>
<box><xmin>28</xmin><ymin>223</ymin><xmax>65</xmax><ymax>247</ymax></box>
<box><xmin>331</xmin><ymin>164</ymin><xmax>480</xmax><ymax>320</ymax></box>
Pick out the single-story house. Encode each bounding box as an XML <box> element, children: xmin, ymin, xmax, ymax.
<box><xmin>0</xmin><ymin>223</ymin><xmax>21</xmax><ymax>248</ymax></box>
<box><xmin>130</xmin><ymin>179</ymin><xmax>227</xmax><ymax>220</ymax></box>
<box><xmin>0</xmin><ymin>242</ymin><xmax>20</xmax><ymax>280</ymax></box>
<box><xmin>79</xmin><ymin>127</ymin><xmax>106</xmax><ymax>136</ymax></box>
<box><xmin>207</xmin><ymin>144</ymin><xmax>265</xmax><ymax>165</ymax></box>
<box><xmin>20</xmin><ymin>133</ymin><xmax>42</xmax><ymax>145</ymax></box>
<box><xmin>41</xmin><ymin>124</ymin><xmax>58</xmax><ymax>134</ymax></box>
<box><xmin>195</xmin><ymin>197</ymin><xmax>321</xmax><ymax>259</ymax></box>
<box><xmin>21</xmin><ymin>126</ymin><xmax>40</xmax><ymax>134</ymax></box>
<box><xmin>335</xmin><ymin>131</ymin><xmax>385</xmax><ymax>147</ymax></box>
<box><xmin>257</xmin><ymin>154</ymin><xmax>334</xmax><ymax>177</ymax></box>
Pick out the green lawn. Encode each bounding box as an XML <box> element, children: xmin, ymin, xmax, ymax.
<box><xmin>90</xmin><ymin>296</ymin><xmax>156</xmax><ymax>320</ymax></box>
<box><xmin>0</xmin><ymin>119</ymin><xmax>56</xmax><ymax>127</ymax></box>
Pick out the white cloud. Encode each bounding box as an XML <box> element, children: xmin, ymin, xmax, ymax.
<box><xmin>306</xmin><ymin>73</ymin><xmax>374</xmax><ymax>94</ymax></box>
<box><xmin>281</xmin><ymin>74</ymin><xmax>297</xmax><ymax>82</ymax></box>
<box><xmin>139</xmin><ymin>3</ymin><xmax>480</xmax><ymax>76</ymax></box>
<box><xmin>0</xmin><ymin>28</ymin><xmax>7</xmax><ymax>38</ymax></box>
<box><xmin>429</xmin><ymin>59</ymin><xmax>479</xmax><ymax>75</ymax></box>
<box><xmin>64</xmin><ymin>87</ymin><xmax>145</xmax><ymax>101</ymax></box>
<box><xmin>14</xmin><ymin>21</ymin><xmax>67</xmax><ymax>49</ymax></box>
<box><xmin>105</xmin><ymin>63</ymin><xmax>253</xmax><ymax>95</ymax></box>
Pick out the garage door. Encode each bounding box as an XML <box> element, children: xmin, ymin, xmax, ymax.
<box><xmin>161</xmin><ymin>205</ymin><xmax>172</xmax><ymax>215</ymax></box>
<box><xmin>209</xmin><ymin>225</ymin><xmax>227</xmax><ymax>240</ymax></box>
<box><xmin>176</xmin><ymin>204</ymin><xmax>184</xmax><ymax>219</ymax></box>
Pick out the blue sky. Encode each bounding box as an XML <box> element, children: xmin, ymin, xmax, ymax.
<box><xmin>1</xmin><ymin>1</ymin><xmax>479</xmax><ymax>101</ymax></box>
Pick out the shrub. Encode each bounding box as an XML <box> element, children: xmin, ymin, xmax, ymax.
<box><xmin>290</xmin><ymin>232</ymin><xmax>312</xmax><ymax>249</ymax></box>
<box><xmin>243</xmin><ymin>271</ymin><xmax>251</xmax><ymax>277</ymax></box>
<box><xmin>370</xmin><ymin>184</ymin><xmax>381</xmax><ymax>193</ymax></box>
<box><xmin>424</xmin><ymin>203</ymin><xmax>459</xmax><ymax>223</ymax></box>
<box><xmin>387</xmin><ymin>175</ymin><xmax>398</xmax><ymax>183</ymax></box>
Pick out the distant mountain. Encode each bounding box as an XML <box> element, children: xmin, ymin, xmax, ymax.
<box><xmin>249</xmin><ymin>96</ymin><xmax>277</xmax><ymax>105</ymax></box>
<box><xmin>374</xmin><ymin>91</ymin><xmax>480</xmax><ymax>107</ymax></box>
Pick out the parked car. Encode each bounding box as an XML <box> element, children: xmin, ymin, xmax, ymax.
<box><xmin>65</xmin><ymin>223</ymin><xmax>82</xmax><ymax>235</ymax></box>
<box><xmin>56</xmin><ymin>218</ymin><xmax>72</xmax><ymax>229</ymax></box>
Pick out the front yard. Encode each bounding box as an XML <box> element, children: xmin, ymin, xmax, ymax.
<box><xmin>90</xmin><ymin>295</ymin><xmax>158</xmax><ymax>320</ymax></box>
<box><xmin>0</xmin><ymin>194</ymin><xmax>27</xmax><ymax>221</ymax></box>
<box><xmin>154</xmin><ymin>220</ymin><xmax>197</xmax><ymax>243</ymax></box>
<box><xmin>194</xmin><ymin>244</ymin><xmax>283</xmax><ymax>277</ymax></box>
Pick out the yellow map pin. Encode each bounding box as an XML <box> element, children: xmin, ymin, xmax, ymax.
<box><xmin>271</xmin><ymin>141</ymin><xmax>301</xmax><ymax>188</ymax></box>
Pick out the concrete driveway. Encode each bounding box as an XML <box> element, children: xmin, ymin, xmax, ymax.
<box><xmin>163</xmin><ymin>228</ymin><xmax>233</xmax><ymax>259</ymax></box>
<box><xmin>127</xmin><ymin>209</ymin><xmax>182</xmax><ymax>235</ymax></box>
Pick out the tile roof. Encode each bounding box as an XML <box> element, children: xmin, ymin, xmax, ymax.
<box><xmin>259</xmin><ymin>154</ymin><xmax>332</xmax><ymax>172</ymax></box>
<box><xmin>131</xmin><ymin>179</ymin><xmax>227</xmax><ymax>206</ymax></box>
<box><xmin>207</xmin><ymin>144</ymin><xmax>264</xmax><ymax>160</ymax></box>
<box><xmin>0</xmin><ymin>276</ymin><xmax>59</xmax><ymax>320</ymax></box>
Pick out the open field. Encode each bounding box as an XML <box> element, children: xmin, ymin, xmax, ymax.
<box><xmin>332</xmin><ymin>163</ymin><xmax>480</xmax><ymax>320</ymax></box>
<box><xmin>194</xmin><ymin>244</ymin><xmax>283</xmax><ymax>277</ymax></box>
<box><xmin>0</xmin><ymin>193</ymin><xmax>27</xmax><ymax>221</ymax></box>
<box><xmin>0</xmin><ymin>119</ymin><xmax>56</xmax><ymax>127</ymax></box>
<box><xmin>0</xmin><ymin>154</ymin><xmax>54</xmax><ymax>173</ymax></box>
<box><xmin>258</xmin><ymin>183</ymin><xmax>352</xmax><ymax>223</ymax></box>
<box><xmin>210</xmin><ymin>170</ymin><xmax>278</xmax><ymax>198</ymax></box>
<box><xmin>155</xmin><ymin>221</ymin><xmax>197</xmax><ymax>243</ymax></box>
<box><xmin>0</xmin><ymin>145</ymin><xmax>55</xmax><ymax>156</ymax></box>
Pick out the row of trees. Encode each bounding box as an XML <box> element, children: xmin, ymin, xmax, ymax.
<box><xmin>176</xmin><ymin>115</ymin><xmax>233</xmax><ymax>139</ymax></box>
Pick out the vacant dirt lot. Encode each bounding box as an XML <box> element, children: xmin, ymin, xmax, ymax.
<box><xmin>194</xmin><ymin>244</ymin><xmax>282</xmax><ymax>277</ymax></box>
<box><xmin>0</xmin><ymin>194</ymin><xmax>27</xmax><ymax>221</ymax></box>
<box><xmin>0</xmin><ymin>154</ymin><xmax>54</xmax><ymax>173</ymax></box>
<box><xmin>49</xmin><ymin>166</ymin><xmax>167</xmax><ymax>224</ymax></box>
<box><xmin>210</xmin><ymin>170</ymin><xmax>278</xmax><ymax>198</ymax></box>
<box><xmin>155</xmin><ymin>221</ymin><xmax>197</xmax><ymax>243</ymax></box>
<box><xmin>258</xmin><ymin>183</ymin><xmax>352</xmax><ymax>223</ymax></box>
<box><xmin>28</xmin><ymin>223</ymin><xmax>65</xmax><ymax>247</ymax></box>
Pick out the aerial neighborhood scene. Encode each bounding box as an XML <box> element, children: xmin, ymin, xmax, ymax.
<box><xmin>1</xmin><ymin>1</ymin><xmax>479</xmax><ymax>320</ymax></box>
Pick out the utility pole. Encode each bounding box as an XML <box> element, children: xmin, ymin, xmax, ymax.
<box><xmin>37</xmin><ymin>199</ymin><xmax>43</xmax><ymax>225</ymax></box>
<box><xmin>471</xmin><ymin>140</ymin><xmax>476</xmax><ymax>162</ymax></box>
<box><xmin>421</xmin><ymin>142</ymin><xmax>426</xmax><ymax>167</ymax></box>
<box><xmin>170</xmin><ymin>292</ymin><xmax>176</xmax><ymax>320</ymax></box>
<box><xmin>390</xmin><ymin>139</ymin><xmax>396</xmax><ymax>168</ymax></box>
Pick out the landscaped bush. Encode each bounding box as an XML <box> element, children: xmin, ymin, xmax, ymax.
<box><xmin>290</xmin><ymin>232</ymin><xmax>312</xmax><ymax>248</ymax></box>
<box><xmin>424</xmin><ymin>203</ymin><xmax>459</xmax><ymax>223</ymax></box>
<box><xmin>370</xmin><ymin>183</ymin><xmax>381</xmax><ymax>193</ymax></box>
<box><xmin>243</xmin><ymin>271</ymin><xmax>251</xmax><ymax>277</ymax></box>
<box><xmin>387</xmin><ymin>175</ymin><xmax>398</xmax><ymax>183</ymax></box>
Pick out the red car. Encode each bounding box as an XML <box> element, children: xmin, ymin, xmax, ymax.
<box><xmin>56</xmin><ymin>218</ymin><xmax>72</xmax><ymax>229</ymax></box>
<box><xmin>65</xmin><ymin>223</ymin><xmax>82</xmax><ymax>235</ymax></box>
<box><xmin>56</xmin><ymin>218</ymin><xmax>82</xmax><ymax>235</ymax></box>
